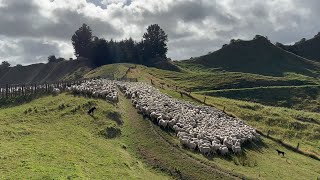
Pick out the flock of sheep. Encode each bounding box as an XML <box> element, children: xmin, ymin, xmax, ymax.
<box><xmin>65</xmin><ymin>79</ymin><xmax>259</xmax><ymax>156</ymax></box>
<box><xmin>117</xmin><ymin>81</ymin><xmax>259</xmax><ymax>156</ymax></box>
<box><xmin>67</xmin><ymin>79</ymin><xmax>118</xmax><ymax>102</ymax></box>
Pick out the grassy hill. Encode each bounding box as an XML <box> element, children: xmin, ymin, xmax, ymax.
<box><xmin>0</xmin><ymin>60</ymin><xmax>92</xmax><ymax>85</ymax></box>
<box><xmin>1</xmin><ymin>92</ymin><xmax>319</xmax><ymax>179</ymax></box>
<box><xmin>81</xmin><ymin>64</ymin><xmax>320</xmax><ymax>156</ymax></box>
<box><xmin>277</xmin><ymin>33</ymin><xmax>320</xmax><ymax>61</ymax></box>
<box><xmin>180</xmin><ymin>36</ymin><xmax>320</xmax><ymax>77</ymax></box>
<box><xmin>0</xmin><ymin>94</ymin><xmax>170</xmax><ymax>179</ymax></box>
<box><xmin>124</xmin><ymin>65</ymin><xmax>319</xmax><ymax>154</ymax></box>
<box><xmin>1</xmin><ymin>63</ymin><xmax>320</xmax><ymax>179</ymax></box>
<box><xmin>81</xmin><ymin>63</ymin><xmax>320</xmax><ymax>112</ymax></box>
<box><xmin>199</xmin><ymin>85</ymin><xmax>320</xmax><ymax>113</ymax></box>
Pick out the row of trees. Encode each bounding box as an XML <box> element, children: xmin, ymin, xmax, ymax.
<box><xmin>71</xmin><ymin>23</ymin><xmax>169</xmax><ymax>67</ymax></box>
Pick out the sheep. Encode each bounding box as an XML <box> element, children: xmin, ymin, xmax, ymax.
<box><xmin>116</xmin><ymin>81</ymin><xmax>259</xmax><ymax>157</ymax></box>
<box><xmin>232</xmin><ymin>145</ymin><xmax>241</xmax><ymax>154</ymax></box>
<box><xmin>159</xmin><ymin>119</ymin><xmax>168</xmax><ymax>128</ymax></box>
<box><xmin>52</xmin><ymin>88</ymin><xmax>61</xmax><ymax>95</ymax></box>
<box><xmin>219</xmin><ymin>146</ymin><xmax>229</xmax><ymax>155</ymax></box>
<box><xmin>199</xmin><ymin>145</ymin><xmax>211</xmax><ymax>156</ymax></box>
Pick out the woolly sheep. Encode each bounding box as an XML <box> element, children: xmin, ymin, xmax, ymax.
<box><xmin>116</xmin><ymin>81</ymin><xmax>259</xmax><ymax>156</ymax></box>
<box><xmin>52</xmin><ymin>88</ymin><xmax>60</xmax><ymax>95</ymax></box>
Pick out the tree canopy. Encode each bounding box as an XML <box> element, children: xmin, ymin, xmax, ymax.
<box><xmin>142</xmin><ymin>24</ymin><xmax>168</xmax><ymax>61</ymax></box>
<box><xmin>71</xmin><ymin>23</ymin><xmax>93</xmax><ymax>58</ymax></box>
<box><xmin>0</xmin><ymin>61</ymin><xmax>11</xmax><ymax>69</ymax></box>
<box><xmin>70</xmin><ymin>23</ymin><xmax>169</xmax><ymax>68</ymax></box>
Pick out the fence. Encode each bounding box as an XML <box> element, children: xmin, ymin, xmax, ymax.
<box><xmin>0</xmin><ymin>76</ymin><xmax>138</xmax><ymax>99</ymax></box>
<box><xmin>0</xmin><ymin>80</ymin><xmax>84</xmax><ymax>99</ymax></box>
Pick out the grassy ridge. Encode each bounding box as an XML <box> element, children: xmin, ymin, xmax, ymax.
<box><xmin>145</xmin><ymin>65</ymin><xmax>318</xmax><ymax>92</ymax></box>
<box><xmin>199</xmin><ymin>85</ymin><xmax>320</xmax><ymax>112</ymax></box>
<box><xmin>84</xmin><ymin>63</ymin><xmax>135</xmax><ymax>79</ymax></box>
<box><xmin>0</xmin><ymin>94</ymin><xmax>169</xmax><ymax>179</ymax></box>
<box><xmin>179</xmin><ymin>37</ymin><xmax>320</xmax><ymax>76</ymax></box>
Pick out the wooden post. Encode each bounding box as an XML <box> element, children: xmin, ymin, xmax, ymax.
<box><xmin>5</xmin><ymin>84</ymin><xmax>8</xmax><ymax>98</ymax></box>
<box><xmin>296</xmin><ymin>142</ymin><xmax>300</xmax><ymax>150</ymax></box>
<box><xmin>223</xmin><ymin>106</ymin><xmax>226</xmax><ymax>112</ymax></box>
<box><xmin>204</xmin><ymin>96</ymin><xmax>207</xmax><ymax>103</ymax></box>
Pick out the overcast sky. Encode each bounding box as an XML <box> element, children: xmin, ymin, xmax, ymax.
<box><xmin>1</xmin><ymin>0</ymin><xmax>320</xmax><ymax>65</ymax></box>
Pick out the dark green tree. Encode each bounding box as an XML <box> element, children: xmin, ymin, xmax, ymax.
<box><xmin>142</xmin><ymin>24</ymin><xmax>168</xmax><ymax>62</ymax></box>
<box><xmin>47</xmin><ymin>55</ymin><xmax>57</xmax><ymax>63</ymax></box>
<box><xmin>91</xmin><ymin>38</ymin><xmax>111</xmax><ymax>66</ymax></box>
<box><xmin>71</xmin><ymin>24</ymin><xmax>93</xmax><ymax>58</ymax></box>
<box><xmin>0</xmin><ymin>61</ymin><xmax>10</xmax><ymax>69</ymax></box>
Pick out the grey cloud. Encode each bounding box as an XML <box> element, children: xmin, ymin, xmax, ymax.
<box><xmin>1</xmin><ymin>0</ymin><xmax>320</xmax><ymax>65</ymax></box>
<box><xmin>0</xmin><ymin>37</ymin><xmax>65</xmax><ymax>65</ymax></box>
<box><xmin>0</xmin><ymin>0</ymin><xmax>119</xmax><ymax>40</ymax></box>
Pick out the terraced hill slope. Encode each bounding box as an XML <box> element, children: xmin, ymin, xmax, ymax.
<box><xmin>180</xmin><ymin>36</ymin><xmax>320</xmax><ymax>76</ymax></box>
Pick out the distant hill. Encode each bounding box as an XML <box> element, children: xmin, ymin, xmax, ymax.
<box><xmin>276</xmin><ymin>32</ymin><xmax>320</xmax><ymax>62</ymax></box>
<box><xmin>0</xmin><ymin>60</ymin><xmax>92</xmax><ymax>84</ymax></box>
<box><xmin>181</xmin><ymin>35</ymin><xmax>320</xmax><ymax>76</ymax></box>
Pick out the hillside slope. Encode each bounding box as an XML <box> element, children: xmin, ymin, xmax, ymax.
<box><xmin>0</xmin><ymin>60</ymin><xmax>92</xmax><ymax>84</ymax></box>
<box><xmin>182</xmin><ymin>36</ymin><xmax>320</xmax><ymax>76</ymax></box>
<box><xmin>277</xmin><ymin>33</ymin><xmax>320</xmax><ymax>61</ymax></box>
<box><xmin>0</xmin><ymin>94</ymin><xmax>170</xmax><ymax>179</ymax></box>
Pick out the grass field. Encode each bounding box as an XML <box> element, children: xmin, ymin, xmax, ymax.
<box><xmin>2</xmin><ymin>93</ymin><xmax>318</xmax><ymax>180</ymax></box>
<box><xmin>84</xmin><ymin>63</ymin><xmax>135</xmax><ymax>79</ymax></box>
<box><xmin>198</xmin><ymin>85</ymin><xmax>320</xmax><ymax>112</ymax></box>
<box><xmin>124</xmin><ymin>64</ymin><xmax>320</xmax><ymax>155</ymax></box>
<box><xmin>124</xmin><ymin>82</ymin><xmax>320</xmax><ymax>179</ymax></box>
<box><xmin>0</xmin><ymin>94</ymin><xmax>169</xmax><ymax>179</ymax></box>
<box><xmin>2</xmin><ymin>63</ymin><xmax>319</xmax><ymax>179</ymax></box>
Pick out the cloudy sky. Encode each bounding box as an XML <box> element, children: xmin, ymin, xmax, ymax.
<box><xmin>1</xmin><ymin>0</ymin><xmax>320</xmax><ymax>65</ymax></box>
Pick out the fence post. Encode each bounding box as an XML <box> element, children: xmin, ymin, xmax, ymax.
<box><xmin>5</xmin><ymin>84</ymin><xmax>8</xmax><ymax>98</ymax></box>
<box><xmin>296</xmin><ymin>142</ymin><xmax>300</xmax><ymax>150</ymax></box>
<box><xmin>22</xmin><ymin>85</ymin><xmax>25</xmax><ymax>96</ymax></box>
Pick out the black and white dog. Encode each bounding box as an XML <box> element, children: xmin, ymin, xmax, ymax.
<box><xmin>276</xmin><ymin>149</ymin><xmax>285</xmax><ymax>156</ymax></box>
<box><xmin>88</xmin><ymin>107</ymin><xmax>97</xmax><ymax>116</ymax></box>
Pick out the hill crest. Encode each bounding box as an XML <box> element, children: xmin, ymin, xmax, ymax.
<box><xmin>276</xmin><ymin>32</ymin><xmax>320</xmax><ymax>61</ymax></box>
<box><xmin>182</xmin><ymin>35</ymin><xmax>320</xmax><ymax>76</ymax></box>
<box><xmin>0</xmin><ymin>60</ymin><xmax>92</xmax><ymax>84</ymax></box>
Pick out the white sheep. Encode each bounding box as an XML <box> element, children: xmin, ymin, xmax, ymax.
<box><xmin>52</xmin><ymin>88</ymin><xmax>61</xmax><ymax>95</ymax></box>
<box><xmin>116</xmin><ymin>81</ymin><xmax>259</xmax><ymax>157</ymax></box>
